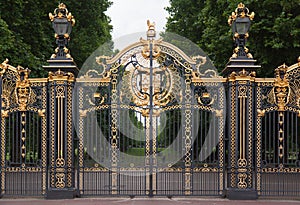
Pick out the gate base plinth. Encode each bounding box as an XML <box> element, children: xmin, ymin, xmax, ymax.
<box><xmin>226</xmin><ymin>188</ymin><xmax>258</xmax><ymax>200</ymax></box>
<box><xmin>46</xmin><ymin>188</ymin><xmax>76</xmax><ymax>199</ymax></box>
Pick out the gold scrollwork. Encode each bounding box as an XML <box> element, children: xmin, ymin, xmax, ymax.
<box><xmin>262</xmin><ymin>167</ymin><xmax>300</xmax><ymax>173</ymax></box>
<box><xmin>237</xmin><ymin>173</ymin><xmax>247</xmax><ymax>189</ymax></box>
<box><xmin>192</xmin><ymin>55</ymin><xmax>207</xmax><ymax>70</ymax></box>
<box><xmin>56</xmin><ymin>158</ymin><xmax>65</xmax><ymax>167</ymax></box>
<box><xmin>55</xmin><ymin>173</ymin><xmax>65</xmax><ymax>188</ymax></box>
<box><xmin>141</xmin><ymin>40</ymin><xmax>161</xmax><ymax>60</ymax></box>
<box><xmin>238</xmin><ymin>158</ymin><xmax>247</xmax><ymax>168</ymax></box>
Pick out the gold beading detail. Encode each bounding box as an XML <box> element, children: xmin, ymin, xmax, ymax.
<box><xmin>230</xmin><ymin>81</ymin><xmax>236</xmax><ymax>187</ymax></box>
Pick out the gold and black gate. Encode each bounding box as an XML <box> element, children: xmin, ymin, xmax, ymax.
<box><xmin>255</xmin><ymin>63</ymin><xmax>300</xmax><ymax>197</ymax></box>
<box><xmin>0</xmin><ymin>61</ymin><xmax>48</xmax><ymax>197</ymax></box>
<box><xmin>75</xmin><ymin>22</ymin><xmax>225</xmax><ymax>197</ymax></box>
<box><xmin>1</xmin><ymin>2</ymin><xmax>300</xmax><ymax>200</ymax></box>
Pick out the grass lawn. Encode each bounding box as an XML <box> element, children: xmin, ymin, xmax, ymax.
<box><xmin>125</xmin><ymin>147</ymin><xmax>165</xmax><ymax>156</ymax></box>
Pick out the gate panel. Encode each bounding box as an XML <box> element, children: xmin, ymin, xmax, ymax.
<box><xmin>256</xmin><ymin>64</ymin><xmax>300</xmax><ymax>197</ymax></box>
<box><xmin>75</xmin><ymin>27</ymin><xmax>225</xmax><ymax>197</ymax></box>
<box><xmin>76</xmin><ymin>82</ymin><xmax>111</xmax><ymax>196</ymax></box>
<box><xmin>0</xmin><ymin>62</ymin><xmax>47</xmax><ymax>197</ymax></box>
<box><xmin>191</xmin><ymin>81</ymin><xmax>225</xmax><ymax>196</ymax></box>
<box><xmin>259</xmin><ymin>111</ymin><xmax>300</xmax><ymax>197</ymax></box>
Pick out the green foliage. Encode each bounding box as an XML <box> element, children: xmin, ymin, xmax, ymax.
<box><xmin>0</xmin><ymin>0</ymin><xmax>112</xmax><ymax>77</ymax></box>
<box><xmin>165</xmin><ymin>0</ymin><xmax>300</xmax><ymax>77</ymax></box>
<box><xmin>125</xmin><ymin>148</ymin><xmax>145</xmax><ymax>156</ymax></box>
<box><xmin>63</xmin><ymin>0</ymin><xmax>113</xmax><ymax>68</ymax></box>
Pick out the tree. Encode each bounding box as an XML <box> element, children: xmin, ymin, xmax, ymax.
<box><xmin>165</xmin><ymin>0</ymin><xmax>300</xmax><ymax>77</ymax></box>
<box><xmin>0</xmin><ymin>0</ymin><xmax>112</xmax><ymax>77</ymax></box>
<box><xmin>63</xmin><ymin>0</ymin><xmax>113</xmax><ymax>69</ymax></box>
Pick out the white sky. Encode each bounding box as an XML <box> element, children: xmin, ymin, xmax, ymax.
<box><xmin>106</xmin><ymin>0</ymin><xmax>170</xmax><ymax>39</ymax></box>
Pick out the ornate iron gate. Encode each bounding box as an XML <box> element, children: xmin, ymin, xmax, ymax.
<box><xmin>75</xmin><ymin>23</ymin><xmax>225</xmax><ymax>197</ymax></box>
<box><xmin>256</xmin><ymin>64</ymin><xmax>300</xmax><ymax>197</ymax></box>
<box><xmin>1</xmin><ymin>2</ymin><xmax>300</xmax><ymax>200</ymax></box>
<box><xmin>0</xmin><ymin>61</ymin><xmax>47</xmax><ymax>196</ymax></box>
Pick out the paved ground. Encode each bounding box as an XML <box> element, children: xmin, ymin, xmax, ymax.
<box><xmin>1</xmin><ymin>198</ymin><xmax>300</xmax><ymax>205</ymax></box>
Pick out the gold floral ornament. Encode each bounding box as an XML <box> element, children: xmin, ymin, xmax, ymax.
<box><xmin>228</xmin><ymin>3</ymin><xmax>255</xmax><ymax>59</ymax></box>
<box><xmin>273</xmin><ymin>64</ymin><xmax>290</xmax><ymax>111</ymax></box>
<box><xmin>49</xmin><ymin>3</ymin><xmax>75</xmax><ymax>59</ymax></box>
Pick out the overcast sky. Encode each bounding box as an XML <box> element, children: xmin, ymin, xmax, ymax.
<box><xmin>106</xmin><ymin>0</ymin><xmax>170</xmax><ymax>39</ymax></box>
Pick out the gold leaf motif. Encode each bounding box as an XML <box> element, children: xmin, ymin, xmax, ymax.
<box><xmin>1</xmin><ymin>110</ymin><xmax>9</xmax><ymax>118</ymax></box>
<box><xmin>257</xmin><ymin>109</ymin><xmax>265</xmax><ymax>117</ymax></box>
<box><xmin>38</xmin><ymin>109</ymin><xmax>46</xmax><ymax>117</ymax></box>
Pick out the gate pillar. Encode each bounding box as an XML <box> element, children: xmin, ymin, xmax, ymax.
<box><xmin>43</xmin><ymin>3</ymin><xmax>79</xmax><ymax>199</ymax></box>
<box><xmin>44</xmin><ymin>60</ymin><xmax>78</xmax><ymax>199</ymax></box>
<box><xmin>222</xmin><ymin>3</ymin><xmax>261</xmax><ymax>200</ymax></box>
<box><xmin>223</xmin><ymin>58</ymin><xmax>260</xmax><ymax>200</ymax></box>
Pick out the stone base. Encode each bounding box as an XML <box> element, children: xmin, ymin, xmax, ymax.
<box><xmin>226</xmin><ymin>188</ymin><xmax>258</xmax><ymax>200</ymax></box>
<box><xmin>46</xmin><ymin>188</ymin><xmax>76</xmax><ymax>199</ymax></box>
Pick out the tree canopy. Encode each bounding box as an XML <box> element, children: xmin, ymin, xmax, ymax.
<box><xmin>0</xmin><ymin>0</ymin><xmax>112</xmax><ymax>77</ymax></box>
<box><xmin>165</xmin><ymin>0</ymin><xmax>300</xmax><ymax>77</ymax></box>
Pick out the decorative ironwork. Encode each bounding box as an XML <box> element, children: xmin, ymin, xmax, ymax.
<box><xmin>256</xmin><ymin>59</ymin><xmax>300</xmax><ymax>197</ymax></box>
<box><xmin>229</xmin><ymin>81</ymin><xmax>237</xmax><ymax>188</ymax></box>
<box><xmin>74</xmin><ymin>20</ymin><xmax>225</xmax><ymax>198</ymax></box>
<box><xmin>228</xmin><ymin>3</ymin><xmax>255</xmax><ymax>58</ymax></box>
<box><xmin>2</xmin><ymin>7</ymin><xmax>300</xmax><ymax>199</ymax></box>
<box><xmin>0</xmin><ymin>60</ymin><xmax>48</xmax><ymax>196</ymax></box>
<box><xmin>15</xmin><ymin>67</ymin><xmax>33</xmax><ymax>111</ymax></box>
<box><xmin>49</xmin><ymin>3</ymin><xmax>75</xmax><ymax>59</ymax></box>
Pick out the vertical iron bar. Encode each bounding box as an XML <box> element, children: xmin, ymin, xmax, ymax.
<box><xmin>148</xmin><ymin>41</ymin><xmax>154</xmax><ymax>196</ymax></box>
<box><xmin>0</xmin><ymin>74</ymin><xmax>2</xmax><ymax>197</ymax></box>
<box><xmin>291</xmin><ymin>112</ymin><xmax>294</xmax><ymax>165</ymax></box>
<box><xmin>296</xmin><ymin>114</ymin><xmax>298</xmax><ymax>164</ymax></box>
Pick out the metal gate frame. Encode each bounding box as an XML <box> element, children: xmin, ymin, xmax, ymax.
<box><xmin>75</xmin><ymin>22</ymin><xmax>225</xmax><ymax>197</ymax></box>
<box><xmin>0</xmin><ymin>3</ymin><xmax>300</xmax><ymax>200</ymax></box>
